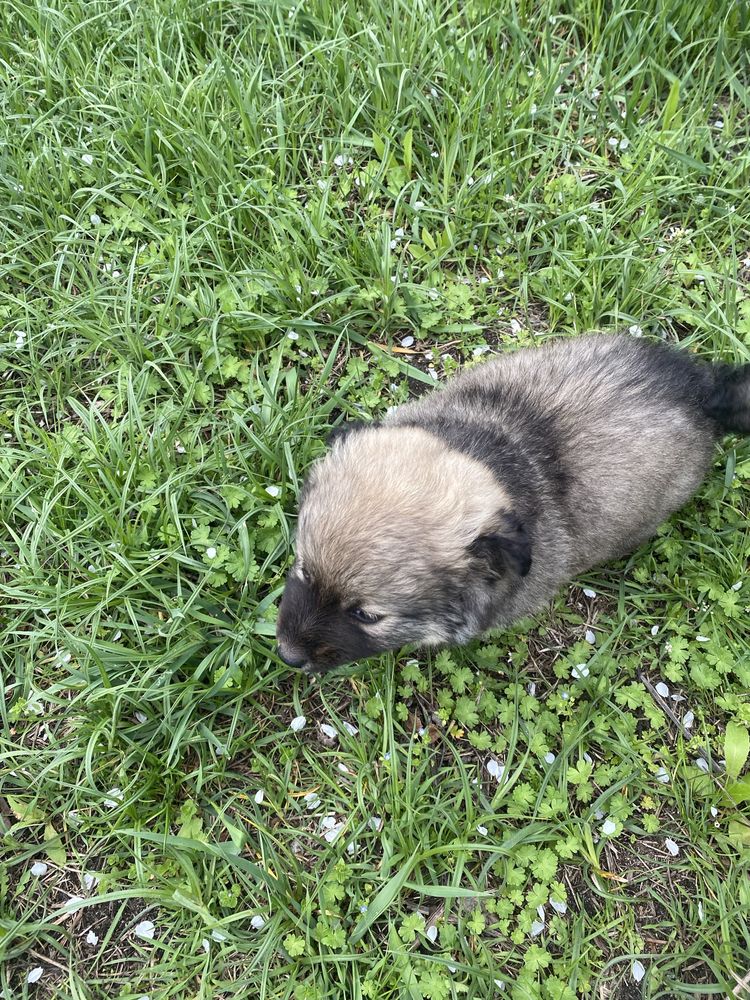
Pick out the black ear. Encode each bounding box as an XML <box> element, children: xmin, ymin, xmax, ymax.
<box><xmin>468</xmin><ymin>514</ymin><xmax>532</xmax><ymax>578</ymax></box>
<box><xmin>326</xmin><ymin>419</ymin><xmax>378</xmax><ymax>447</ymax></box>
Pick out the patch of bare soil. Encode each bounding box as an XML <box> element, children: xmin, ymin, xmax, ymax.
<box><xmin>5</xmin><ymin>864</ymin><xmax>155</xmax><ymax>1000</ymax></box>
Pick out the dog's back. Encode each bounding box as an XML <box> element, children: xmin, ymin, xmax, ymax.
<box><xmin>387</xmin><ymin>335</ymin><xmax>743</xmax><ymax>575</ymax></box>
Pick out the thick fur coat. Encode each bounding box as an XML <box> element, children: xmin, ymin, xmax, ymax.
<box><xmin>276</xmin><ymin>334</ymin><xmax>749</xmax><ymax>673</ymax></box>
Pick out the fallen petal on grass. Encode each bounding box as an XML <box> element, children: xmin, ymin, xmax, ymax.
<box><xmin>103</xmin><ymin>788</ymin><xmax>123</xmax><ymax>808</ymax></box>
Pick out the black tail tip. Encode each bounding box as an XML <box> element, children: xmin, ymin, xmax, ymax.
<box><xmin>706</xmin><ymin>363</ymin><xmax>750</xmax><ymax>434</ymax></box>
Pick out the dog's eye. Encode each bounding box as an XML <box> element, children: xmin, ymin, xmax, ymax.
<box><xmin>299</xmin><ymin>565</ymin><xmax>311</xmax><ymax>583</ymax></box>
<box><xmin>349</xmin><ymin>607</ymin><xmax>382</xmax><ymax>624</ymax></box>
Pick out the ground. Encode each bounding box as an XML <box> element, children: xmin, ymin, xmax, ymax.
<box><xmin>1</xmin><ymin>1</ymin><xmax>750</xmax><ymax>998</ymax></box>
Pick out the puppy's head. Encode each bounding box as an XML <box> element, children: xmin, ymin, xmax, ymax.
<box><xmin>276</xmin><ymin>423</ymin><xmax>531</xmax><ymax>673</ymax></box>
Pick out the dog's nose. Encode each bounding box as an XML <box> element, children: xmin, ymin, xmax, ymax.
<box><xmin>277</xmin><ymin>644</ymin><xmax>308</xmax><ymax>669</ymax></box>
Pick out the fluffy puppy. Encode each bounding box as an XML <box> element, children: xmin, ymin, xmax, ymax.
<box><xmin>276</xmin><ymin>334</ymin><xmax>749</xmax><ymax>673</ymax></box>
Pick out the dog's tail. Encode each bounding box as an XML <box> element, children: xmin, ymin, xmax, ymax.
<box><xmin>705</xmin><ymin>362</ymin><xmax>750</xmax><ymax>434</ymax></box>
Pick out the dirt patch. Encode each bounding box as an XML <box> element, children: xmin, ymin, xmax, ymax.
<box><xmin>5</xmin><ymin>876</ymin><xmax>155</xmax><ymax>1000</ymax></box>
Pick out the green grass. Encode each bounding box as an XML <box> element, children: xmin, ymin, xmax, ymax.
<box><xmin>1</xmin><ymin>0</ymin><xmax>750</xmax><ymax>997</ymax></box>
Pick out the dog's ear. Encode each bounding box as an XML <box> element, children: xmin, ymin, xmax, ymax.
<box><xmin>468</xmin><ymin>513</ymin><xmax>532</xmax><ymax>578</ymax></box>
<box><xmin>326</xmin><ymin>420</ymin><xmax>377</xmax><ymax>447</ymax></box>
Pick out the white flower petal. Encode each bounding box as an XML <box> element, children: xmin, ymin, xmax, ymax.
<box><xmin>303</xmin><ymin>792</ymin><xmax>321</xmax><ymax>810</ymax></box>
<box><xmin>664</xmin><ymin>838</ymin><xmax>679</xmax><ymax>856</ymax></box>
<box><xmin>202</xmin><ymin>938</ymin><xmax>210</xmax><ymax>952</ymax></box>
<box><xmin>425</xmin><ymin>924</ymin><xmax>438</xmax><ymax>943</ymax></box>
<box><xmin>290</xmin><ymin>715</ymin><xmax>307</xmax><ymax>732</ymax></box>
<box><xmin>651</xmin><ymin>625</ymin><xmax>659</xmax><ymax>636</ymax></box>
<box><xmin>250</xmin><ymin>915</ymin><xmax>266</xmax><ymax>929</ymax></box>
<box><xmin>601</xmin><ymin>819</ymin><xmax>617</xmax><ymax>836</ymax></box>
<box><xmin>27</xmin><ymin>967</ymin><xmax>43</xmax><ymax>984</ymax></box>
<box><xmin>550</xmin><ymin>898</ymin><xmax>567</xmax><ymax>915</ymax></box>
<box><xmin>342</xmin><ymin>721</ymin><xmax>359</xmax><ymax>736</ymax></box>
<box><xmin>696</xmin><ymin>757</ymin><xmax>710</xmax><ymax>773</ymax></box>
<box><xmin>134</xmin><ymin>920</ymin><xmax>155</xmax><ymax>940</ymax></box>
<box><xmin>655</xmin><ymin>682</ymin><xmax>670</xmax><ymax>698</ymax></box>
<box><xmin>82</xmin><ymin>872</ymin><xmax>99</xmax><ymax>892</ymax></box>
<box><xmin>254</xmin><ymin>789</ymin><xmax>264</xmax><ymax>805</ymax></box>
<box><xmin>86</xmin><ymin>930</ymin><xmax>99</xmax><ymax>945</ymax></box>
<box><xmin>400</xmin><ymin>335</ymin><xmax>415</xmax><ymax>348</ymax></box>
<box><xmin>683</xmin><ymin>711</ymin><xmax>694</xmax><ymax>728</ymax></box>
<box><xmin>486</xmin><ymin>759</ymin><xmax>504</xmax><ymax>780</ymax></box>
<box><xmin>211</xmin><ymin>928</ymin><xmax>227</xmax><ymax>941</ymax></box>
<box><xmin>696</xmin><ymin>635</ymin><xmax>710</xmax><ymax>643</ymax></box>
<box><xmin>710</xmin><ymin>806</ymin><xmax>718</xmax><ymax>818</ymax></box>
<box><xmin>323</xmin><ymin>823</ymin><xmax>346</xmax><ymax>844</ymax></box>
<box><xmin>584</xmin><ymin>629</ymin><xmax>596</xmax><ymax>644</ymax></box>
<box><xmin>82</xmin><ymin>153</ymin><xmax>94</xmax><ymax>165</ymax></box>
<box><xmin>205</xmin><ymin>546</ymin><xmax>217</xmax><ymax>559</ymax></box>
<box><xmin>544</xmin><ymin>752</ymin><xmax>556</xmax><ymax>764</ymax></box>
<box><xmin>583</xmin><ymin>588</ymin><xmax>596</xmax><ymax>598</ymax></box>
<box><xmin>103</xmin><ymin>788</ymin><xmax>123</xmax><ymax>808</ymax></box>
<box><xmin>632</xmin><ymin>959</ymin><xmax>646</xmax><ymax>983</ymax></box>
<box><xmin>135</xmin><ymin>711</ymin><xmax>147</xmax><ymax>724</ymax></box>
<box><xmin>320</xmin><ymin>724</ymin><xmax>337</xmax><ymax>740</ymax></box>
<box><xmin>476</xmin><ymin>824</ymin><xmax>488</xmax><ymax>836</ymax></box>
<box><xmin>530</xmin><ymin>920</ymin><xmax>545</xmax><ymax>937</ymax></box>
<box><xmin>265</xmin><ymin>485</ymin><xmax>281</xmax><ymax>498</ymax></box>
<box><xmin>656</xmin><ymin>766</ymin><xmax>670</xmax><ymax>784</ymax></box>
<box><xmin>368</xmin><ymin>815</ymin><xmax>382</xmax><ymax>831</ymax></box>
<box><xmin>31</xmin><ymin>862</ymin><xmax>48</xmax><ymax>877</ymax></box>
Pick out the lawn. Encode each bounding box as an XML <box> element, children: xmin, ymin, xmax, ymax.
<box><xmin>1</xmin><ymin>0</ymin><xmax>750</xmax><ymax>997</ymax></box>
